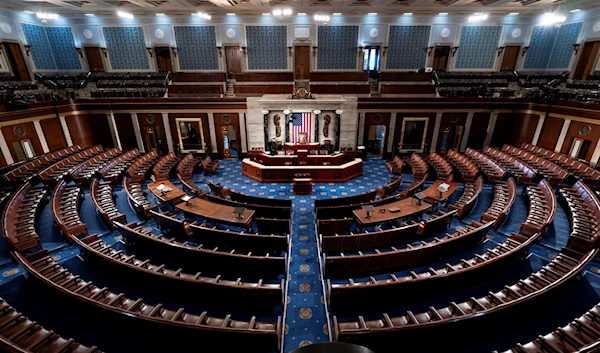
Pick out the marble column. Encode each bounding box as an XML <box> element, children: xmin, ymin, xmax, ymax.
<box><xmin>531</xmin><ymin>115</ymin><xmax>545</xmax><ymax>146</ymax></box>
<box><xmin>207</xmin><ymin>112</ymin><xmax>218</xmax><ymax>153</ymax></box>
<box><xmin>161</xmin><ymin>113</ymin><xmax>174</xmax><ymax>153</ymax></box>
<box><xmin>33</xmin><ymin>120</ymin><xmax>50</xmax><ymax>153</ymax></box>
<box><xmin>59</xmin><ymin>116</ymin><xmax>73</xmax><ymax>147</ymax></box>
<box><xmin>430</xmin><ymin>112</ymin><xmax>443</xmax><ymax>152</ymax></box>
<box><xmin>106</xmin><ymin>113</ymin><xmax>121</xmax><ymax>150</ymax></box>
<box><xmin>387</xmin><ymin>113</ymin><xmax>397</xmax><ymax>154</ymax></box>
<box><xmin>130</xmin><ymin>113</ymin><xmax>145</xmax><ymax>152</ymax></box>
<box><xmin>240</xmin><ymin>113</ymin><xmax>248</xmax><ymax>153</ymax></box>
<box><xmin>555</xmin><ymin>119</ymin><xmax>571</xmax><ymax>153</ymax></box>
<box><xmin>483</xmin><ymin>112</ymin><xmax>498</xmax><ymax>147</ymax></box>
<box><xmin>459</xmin><ymin>112</ymin><xmax>474</xmax><ymax>152</ymax></box>
<box><xmin>0</xmin><ymin>129</ymin><xmax>14</xmax><ymax>165</ymax></box>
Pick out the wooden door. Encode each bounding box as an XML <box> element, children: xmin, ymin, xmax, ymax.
<box><xmin>4</xmin><ymin>43</ymin><xmax>30</xmax><ymax>81</ymax></box>
<box><xmin>500</xmin><ymin>46</ymin><xmax>520</xmax><ymax>71</ymax></box>
<box><xmin>225</xmin><ymin>46</ymin><xmax>242</xmax><ymax>78</ymax></box>
<box><xmin>155</xmin><ymin>46</ymin><xmax>173</xmax><ymax>72</ymax></box>
<box><xmin>84</xmin><ymin>47</ymin><xmax>104</xmax><ymax>72</ymax></box>
<box><xmin>294</xmin><ymin>46</ymin><xmax>310</xmax><ymax>80</ymax></box>
<box><xmin>432</xmin><ymin>46</ymin><xmax>450</xmax><ymax>71</ymax></box>
<box><xmin>220</xmin><ymin>126</ymin><xmax>231</xmax><ymax>158</ymax></box>
<box><xmin>573</xmin><ymin>41</ymin><xmax>600</xmax><ymax>80</ymax></box>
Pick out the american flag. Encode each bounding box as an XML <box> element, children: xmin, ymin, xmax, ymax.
<box><xmin>291</xmin><ymin>112</ymin><xmax>312</xmax><ymax>143</ymax></box>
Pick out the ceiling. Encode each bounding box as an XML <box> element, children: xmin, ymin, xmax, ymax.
<box><xmin>1</xmin><ymin>0</ymin><xmax>598</xmax><ymax>18</ymax></box>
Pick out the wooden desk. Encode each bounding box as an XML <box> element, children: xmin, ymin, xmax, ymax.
<box><xmin>242</xmin><ymin>158</ymin><xmax>363</xmax><ymax>183</ymax></box>
<box><xmin>176</xmin><ymin>198</ymin><xmax>254</xmax><ymax>230</ymax></box>
<box><xmin>353</xmin><ymin>197</ymin><xmax>431</xmax><ymax>229</ymax></box>
<box><xmin>148</xmin><ymin>180</ymin><xmax>186</xmax><ymax>205</ymax></box>
<box><xmin>421</xmin><ymin>180</ymin><xmax>459</xmax><ymax>204</ymax></box>
<box><xmin>293</xmin><ymin>178</ymin><xmax>312</xmax><ymax>195</ymax></box>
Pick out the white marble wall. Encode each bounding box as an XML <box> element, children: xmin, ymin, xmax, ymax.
<box><xmin>317</xmin><ymin>111</ymin><xmax>337</xmax><ymax>146</ymax></box>
<box><xmin>246</xmin><ymin>95</ymin><xmax>358</xmax><ymax>151</ymax></box>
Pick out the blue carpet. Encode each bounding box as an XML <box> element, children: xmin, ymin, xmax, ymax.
<box><xmin>37</xmin><ymin>202</ymin><xmax>67</xmax><ymax>246</ymax></box>
<box><xmin>113</xmin><ymin>186</ymin><xmax>142</xmax><ymax>224</ymax></box>
<box><xmin>498</xmin><ymin>186</ymin><xmax>527</xmax><ymax>235</ymax></box>
<box><xmin>79</xmin><ymin>192</ymin><xmax>110</xmax><ymax>235</ymax></box>
<box><xmin>540</xmin><ymin>194</ymin><xmax>572</xmax><ymax>250</ymax></box>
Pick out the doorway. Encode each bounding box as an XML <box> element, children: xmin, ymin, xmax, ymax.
<box><xmin>363</xmin><ymin>46</ymin><xmax>381</xmax><ymax>73</ymax></box>
<box><xmin>294</xmin><ymin>46</ymin><xmax>310</xmax><ymax>80</ymax></box>
<box><xmin>366</xmin><ymin>125</ymin><xmax>386</xmax><ymax>157</ymax></box>
<box><xmin>500</xmin><ymin>46</ymin><xmax>520</xmax><ymax>71</ymax></box>
<box><xmin>432</xmin><ymin>46</ymin><xmax>450</xmax><ymax>71</ymax></box>
<box><xmin>84</xmin><ymin>47</ymin><xmax>104</xmax><ymax>72</ymax></box>
<box><xmin>3</xmin><ymin>43</ymin><xmax>30</xmax><ymax>81</ymax></box>
<box><xmin>155</xmin><ymin>46</ymin><xmax>173</xmax><ymax>72</ymax></box>
<box><xmin>220</xmin><ymin>125</ymin><xmax>238</xmax><ymax>158</ymax></box>
<box><xmin>573</xmin><ymin>41</ymin><xmax>600</xmax><ymax>80</ymax></box>
<box><xmin>225</xmin><ymin>46</ymin><xmax>243</xmax><ymax>79</ymax></box>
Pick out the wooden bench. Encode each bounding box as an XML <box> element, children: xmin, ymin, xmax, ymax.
<box><xmin>126</xmin><ymin>150</ymin><xmax>159</xmax><ymax>183</ymax></box>
<box><xmin>176</xmin><ymin>153</ymin><xmax>205</xmax><ymax>197</ymax></box>
<box><xmin>1</xmin><ymin>182</ymin><xmax>47</xmax><ymax>252</ymax></box>
<box><xmin>449</xmin><ymin>175</ymin><xmax>483</xmax><ymax>220</ymax></box>
<box><xmin>51</xmin><ymin>180</ymin><xmax>88</xmax><ymax>241</ymax></box>
<box><xmin>202</xmin><ymin>156</ymin><xmax>219</xmax><ymax>175</ymax></box>
<box><xmin>445</xmin><ymin>149</ymin><xmax>479</xmax><ymax>182</ymax></box>
<box><xmin>90</xmin><ymin>178</ymin><xmax>126</xmax><ymax>230</ymax></box>
<box><xmin>481</xmin><ymin>177</ymin><xmax>517</xmax><ymax>230</ymax></box>
<box><xmin>152</xmin><ymin>152</ymin><xmax>181</xmax><ymax>181</ymax></box>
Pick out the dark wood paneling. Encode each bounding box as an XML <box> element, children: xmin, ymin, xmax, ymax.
<box><xmin>379</xmin><ymin>72</ymin><xmax>433</xmax><ymax>82</ymax></box>
<box><xmin>66</xmin><ymin>114</ymin><xmax>113</xmax><ymax>148</ymax></box>
<box><xmin>40</xmin><ymin>118</ymin><xmax>67</xmax><ymax>151</ymax></box>
<box><xmin>5</xmin><ymin>43</ymin><xmax>30</xmax><ymax>81</ymax></box>
<box><xmin>171</xmin><ymin>73</ymin><xmax>226</xmax><ymax>82</ymax></box>
<box><xmin>310</xmin><ymin>84</ymin><xmax>371</xmax><ymax>94</ymax></box>
<box><xmin>309</xmin><ymin>72</ymin><xmax>368</xmax><ymax>82</ymax></box>
<box><xmin>0</xmin><ymin>149</ymin><xmax>5</xmax><ymax>167</ymax></box>
<box><xmin>500</xmin><ymin>46</ymin><xmax>520</xmax><ymax>71</ymax></box>
<box><xmin>234</xmin><ymin>84</ymin><xmax>293</xmax><ymax>96</ymax></box>
<box><xmin>154</xmin><ymin>46</ymin><xmax>173</xmax><ymax>72</ymax></box>
<box><xmin>573</xmin><ymin>41</ymin><xmax>600</xmax><ymax>80</ymax></box>
<box><xmin>84</xmin><ymin>47</ymin><xmax>104</xmax><ymax>72</ymax></box>
<box><xmin>235</xmin><ymin>73</ymin><xmax>294</xmax><ymax>82</ymax></box>
<box><xmin>491</xmin><ymin>113</ymin><xmax>538</xmax><ymax>148</ymax></box>
<box><xmin>169</xmin><ymin>113</ymin><xmax>210</xmax><ymax>153</ymax></box>
<box><xmin>560</xmin><ymin>120</ymin><xmax>600</xmax><ymax>161</ymax></box>
<box><xmin>137</xmin><ymin>113</ymin><xmax>168</xmax><ymax>154</ymax></box>
<box><xmin>1</xmin><ymin>122</ymin><xmax>42</xmax><ymax>161</ymax></box>
<box><xmin>436</xmin><ymin>113</ymin><xmax>468</xmax><ymax>152</ymax></box>
<box><xmin>294</xmin><ymin>46</ymin><xmax>310</xmax><ymax>80</ymax></box>
<box><xmin>225</xmin><ymin>46</ymin><xmax>242</xmax><ymax>76</ymax></box>
<box><xmin>467</xmin><ymin>112</ymin><xmax>490</xmax><ymax>150</ymax></box>
<box><xmin>114</xmin><ymin>113</ymin><xmax>137</xmax><ymax>151</ymax></box>
<box><xmin>168</xmin><ymin>85</ymin><xmax>223</xmax><ymax>97</ymax></box>
<box><xmin>380</xmin><ymin>84</ymin><xmax>437</xmax><ymax>95</ymax></box>
<box><xmin>432</xmin><ymin>46</ymin><xmax>450</xmax><ymax>71</ymax></box>
<box><xmin>537</xmin><ymin>116</ymin><xmax>564</xmax><ymax>150</ymax></box>
<box><xmin>214</xmin><ymin>113</ymin><xmax>241</xmax><ymax>159</ymax></box>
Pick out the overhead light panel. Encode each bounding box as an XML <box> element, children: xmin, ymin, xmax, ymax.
<box><xmin>272</xmin><ymin>8</ymin><xmax>292</xmax><ymax>17</ymax></box>
<box><xmin>508</xmin><ymin>12</ymin><xmax>519</xmax><ymax>16</ymax></box>
<box><xmin>403</xmin><ymin>13</ymin><xmax>413</xmax><ymax>16</ymax></box>
<box><xmin>314</xmin><ymin>14</ymin><xmax>331</xmax><ymax>22</ymax></box>
<box><xmin>262</xmin><ymin>13</ymin><xmax>271</xmax><ymax>16</ymax></box>
<box><xmin>540</xmin><ymin>12</ymin><xmax>566</xmax><ymax>25</ymax></box>
<box><xmin>468</xmin><ymin>13</ymin><xmax>488</xmax><ymax>22</ymax></box>
<box><xmin>570</xmin><ymin>9</ymin><xmax>581</xmax><ymax>13</ymax></box>
<box><xmin>197</xmin><ymin>12</ymin><xmax>211</xmax><ymax>20</ymax></box>
<box><xmin>333</xmin><ymin>13</ymin><xmax>342</xmax><ymax>16</ymax></box>
<box><xmin>298</xmin><ymin>13</ymin><xmax>307</xmax><ymax>16</ymax></box>
<box><xmin>36</xmin><ymin>12</ymin><xmax>59</xmax><ymax>20</ymax></box>
<box><xmin>367</xmin><ymin>13</ymin><xmax>377</xmax><ymax>16</ymax></box>
<box><xmin>85</xmin><ymin>13</ymin><xmax>95</xmax><ymax>17</ymax></box>
<box><xmin>156</xmin><ymin>13</ymin><xmax>165</xmax><ymax>16</ymax></box>
<box><xmin>226</xmin><ymin>13</ymin><xmax>236</xmax><ymax>16</ymax></box>
<box><xmin>439</xmin><ymin>12</ymin><xmax>448</xmax><ymax>15</ymax></box>
<box><xmin>117</xmin><ymin>11</ymin><xmax>134</xmax><ymax>19</ymax></box>
<box><xmin>24</xmin><ymin>10</ymin><xmax>35</xmax><ymax>14</ymax></box>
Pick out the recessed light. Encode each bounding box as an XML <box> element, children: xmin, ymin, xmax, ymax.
<box><xmin>333</xmin><ymin>13</ymin><xmax>342</xmax><ymax>16</ymax></box>
<box><xmin>403</xmin><ymin>13</ymin><xmax>413</xmax><ymax>16</ymax></box>
<box><xmin>24</xmin><ymin>10</ymin><xmax>34</xmax><ymax>14</ymax></box>
<box><xmin>367</xmin><ymin>13</ymin><xmax>377</xmax><ymax>16</ymax></box>
<box><xmin>439</xmin><ymin>12</ymin><xmax>448</xmax><ymax>15</ymax></box>
<box><xmin>570</xmin><ymin>9</ymin><xmax>581</xmax><ymax>13</ymax></box>
<box><xmin>226</xmin><ymin>13</ymin><xmax>236</xmax><ymax>16</ymax></box>
<box><xmin>262</xmin><ymin>13</ymin><xmax>271</xmax><ymax>16</ymax></box>
<box><xmin>117</xmin><ymin>11</ymin><xmax>134</xmax><ymax>19</ymax></box>
<box><xmin>85</xmin><ymin>13</ymin><xmax>95</xmax><ymax>17</ymax></box>
<box><xmin>156</xmin><ymin>13</ymin><xmax>165</xmax><ymax>16</ymax></box>
<box><xmin>509</xmin><ymin>12</ymin><xmax>519</xmax><ymax>16</ymax></box>
<box><xmin>298</xmin><ymin>13</ymin><xmax>307</xmax><ymax>16</ymax></box>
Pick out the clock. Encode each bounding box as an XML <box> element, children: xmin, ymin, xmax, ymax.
<box><xmin>83</xmin><ymin>28</ymin><xmax>93</xmax><ymax>40</ymax></box>
<box><xmin>226</xmin><ymin>28</ymin><xmax>236</xmax><ymax>39</ymax></box>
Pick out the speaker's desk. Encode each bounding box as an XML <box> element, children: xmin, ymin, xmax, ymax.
<box><xmin>176</xmin><ymin>198</ymin><xmax>255</xmax><ymax>230</ymax></box>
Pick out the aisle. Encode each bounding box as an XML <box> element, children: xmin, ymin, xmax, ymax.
<box><xmin>283</xmin><ymin>196</ymin><xmax>329</xmax><ymax>351</ymax></box>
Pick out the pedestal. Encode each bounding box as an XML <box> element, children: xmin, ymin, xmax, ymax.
<box><xmin>293</xmin><ymin>178</ymin><xmax>313</xmax><ymax>195</ymax></box>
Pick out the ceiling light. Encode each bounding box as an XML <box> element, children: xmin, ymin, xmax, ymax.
<box><xmin>570</xmin><ymin>9</ymin><xmax>581</xmax><ymax>13</ymax></box>
<box><xmin>85</xmin><ymin>13</ymin><xmax>95</xmax><ymax>17</ymax></box>
<box><xmin>283</xmin><ymin>8</ymin><xmax>292</xmax><ymax>16</ymax></box>
<box><xmin>36</xmin><ymin>12</ymin><xmax>59</xmax><ymax>20</ymax></box>
<box><xmin>439</xmin><ymin>12</ymin><xmax>448</xmax><ymax>15</ymax></box>
<box><xmin>262</xmin><ymin>13</ymin><xmax>271</xmax><ymax>16</ymax></box>
<box><xmin>508</xmin><ymin>12</ymin><xmax>519</xmax><ymax>16</ymax></box>
<box><xmin>298</xmin><ymin>13</ymin><xmax>307</xmax><ymax>16</ymax></box>
<box><xmin>226</xmin><ymin>13</ymin><xmax>236</xmax><ymax>16</ymax></box>
<box><xmin>540</xmin><ymin>12</ymin><xmax>566</xmax><ymax>25</ymax></box>
<box><xmin>367</xmin><ymin>13</ymin><xmax>377</xmax><ymax>16</ymax></box>
<box><xmin>403</xmin><ymin>13</ymin><xmax>413</xmax><ymax>16</ymax></box>
<box><xmin>196</xmin><ymin>12</ymin><xmax>211</xmax><ymax>20</ymax></box>
<box><xmin>156</xmin><ymin>13</ymin><xmax>165</xmax><ymax>16</ymax></box>
<box><xmin>333</xmin><ymin>13</ymin><xmax>342</xmax><ymax>16</ymax></box>
<box><xmin>468</xmin><ymin>13</ymin><xmax>488</xmax><ymax>22</ymax></box>
<box><xmin>24</xmin><ymin>10</ymin><xmax>35</xmax><ymax>14</ymax></box>
<box><xmin>314</xmin><ymin>14</ymin><xmax>331</xmax><ymax>22</ymax></box>
<box><xmin>117</xmin><ymin>11</ymin><xmax>134</xmax><ymax>19</ymax></box>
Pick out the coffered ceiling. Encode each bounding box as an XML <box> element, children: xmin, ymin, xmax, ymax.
<box><xmin>1</xmin><ymin>0</ymin><xmax>597</xmax><ymax>18</ymax></box>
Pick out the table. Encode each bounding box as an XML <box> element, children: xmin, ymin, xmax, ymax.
<box><xmin>147</xmin><ymin>180</ymin><xmax>186</xmax><ymax>205</ymax></box>
<box><xmin>353</xmin><ymin>197</ymin><xmax>431</xmax><ymax>229</ymax></box>
<box><xmin>293</xmin><ymin>178</ymin><xmax>312</xmax><ymax>195</ymax></box>
<box><xmin>176</xmin><ymin>197</ymin><xmax>255</xmax><ymax>230</ymax></box>
<box><xmin>421</xmin><ymin>180</ymin><xmax>459</xmax><ymax>204</ymax></box>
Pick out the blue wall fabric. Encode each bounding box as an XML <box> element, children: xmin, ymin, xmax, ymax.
<box><xmin>21</xmin><ymin>23</ymin><xmax>56</xmax><ymax>70</ymax></box>
<box><xmin>317</xmin><ymin>26</ymin><xmax>359</xmax><ymax>70</ymax></box>
<box><xmin>45</xmin><ymin>27</ymin><xmax>81</xmax><ymax>70</ymax></box>
<box><xmin>246</xmin><ymin>26</ymin><xmax>287</xmax><ymax>70</ymax></box>
<box><xmin>102</xmin><ymin>26</ymin><xmax>149</xmax><ymax>70</ymax></box>
<box><xmin>387</xmin><ymin>26</ymin><xmax>430</xmax><ymax>69</ymax></box>
<box><xmin>173</xmin><ymin>26</ymin><xmax>219</xmax><ymax>70</ymax></box>
<box><xmin>456</xmin><ymin>26</ymin><xmax>502</xmax><ymax>69</ymax></box>
<box><xmin>548</xmin><ymin>22</ymin><xmax>582</xmax><ymax>69</ymax></box>
<box><xmin>523</xmin><ymin>26</ymin><xmax>558</xmax><ymax>69</ymax></box>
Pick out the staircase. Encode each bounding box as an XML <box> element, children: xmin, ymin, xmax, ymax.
<box><xmin>225</xmin><ymin>80</ymin><xmax>235</xmax><ymax>97</ymax></box>
<box><xmin>369</xmin><ymin>78</ymin><xmax>380</xmax><ymax>96</ymax></box>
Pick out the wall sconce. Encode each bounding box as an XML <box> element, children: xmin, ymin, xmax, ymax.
<box><xmin>24</xmin><ymin>45</ymin><xmax>31</xmax><ymax>56</ymax></box>
<box><xmin>170</xmin><ymin>47</ymin><xmax>178</xmax><ymax>57</ymax></box>
<box><xmin>382</xmin><ymin>47</ymin><xmax>388</xmax><ymax>56</ymax></box>
<box><xmin>101</xmin><ymin>47</ymin><xmax>107</xmax><ymax>57</ymax></box>
<box><xmin>146</xmin><ymin>47</ymin><xmax>153</xmax><ymax>57</ymax></box>
<box><xmin>496</xmin><ymin>47</ymin><xmax>505</xmax><ymax>57</ymax></box>
<box><xmin>451</xmin><ymin>46</ymin><xmax>459</xmax><ymax>57</ymax></box>
<box><xmin>74</xmin><ymin>47</ymin><xmax>83</xmax><ymax>58</ymax></box>
<box><xmin>522</xmin><ymin>46</ymin><xmax>529</xmax><ymax>57</ymax></box>
<box><xmin>241</xmin><ymin>46</ymin><xmax>247</xmax><ymax>56</ymax></box>
<box><xmin>358</xmin><ymin>46</ymin><xmax>364</xmax><ymax>56</ymax></box>
<box><xmin>427</xmin><ymin>46</ymin><xmax>434</xmax><ymax>57</ymax></box>
<box><xmin>573</xmin><ymin>43</ymin><xmax>580</xmax><ymax>55</ymax></box>
<box><xmin>288</xmin><ymin>46</ymin><xmax>293</xmax><ymax>57</ymax></box>
<box><xmin>216</xmin><ymin>46</ymin><xmax>222</xmax><ymax>57</ymax></box>
<box><xmin>312</xmin><ymin>46</ymin><xmax>318</xmax><ymax>56</ymax></box>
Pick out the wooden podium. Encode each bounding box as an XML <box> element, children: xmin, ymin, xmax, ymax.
<box><xmin>293</xmin><ymin>178</ymin><xmax>312</xmax><ymax>195</ymax></box>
